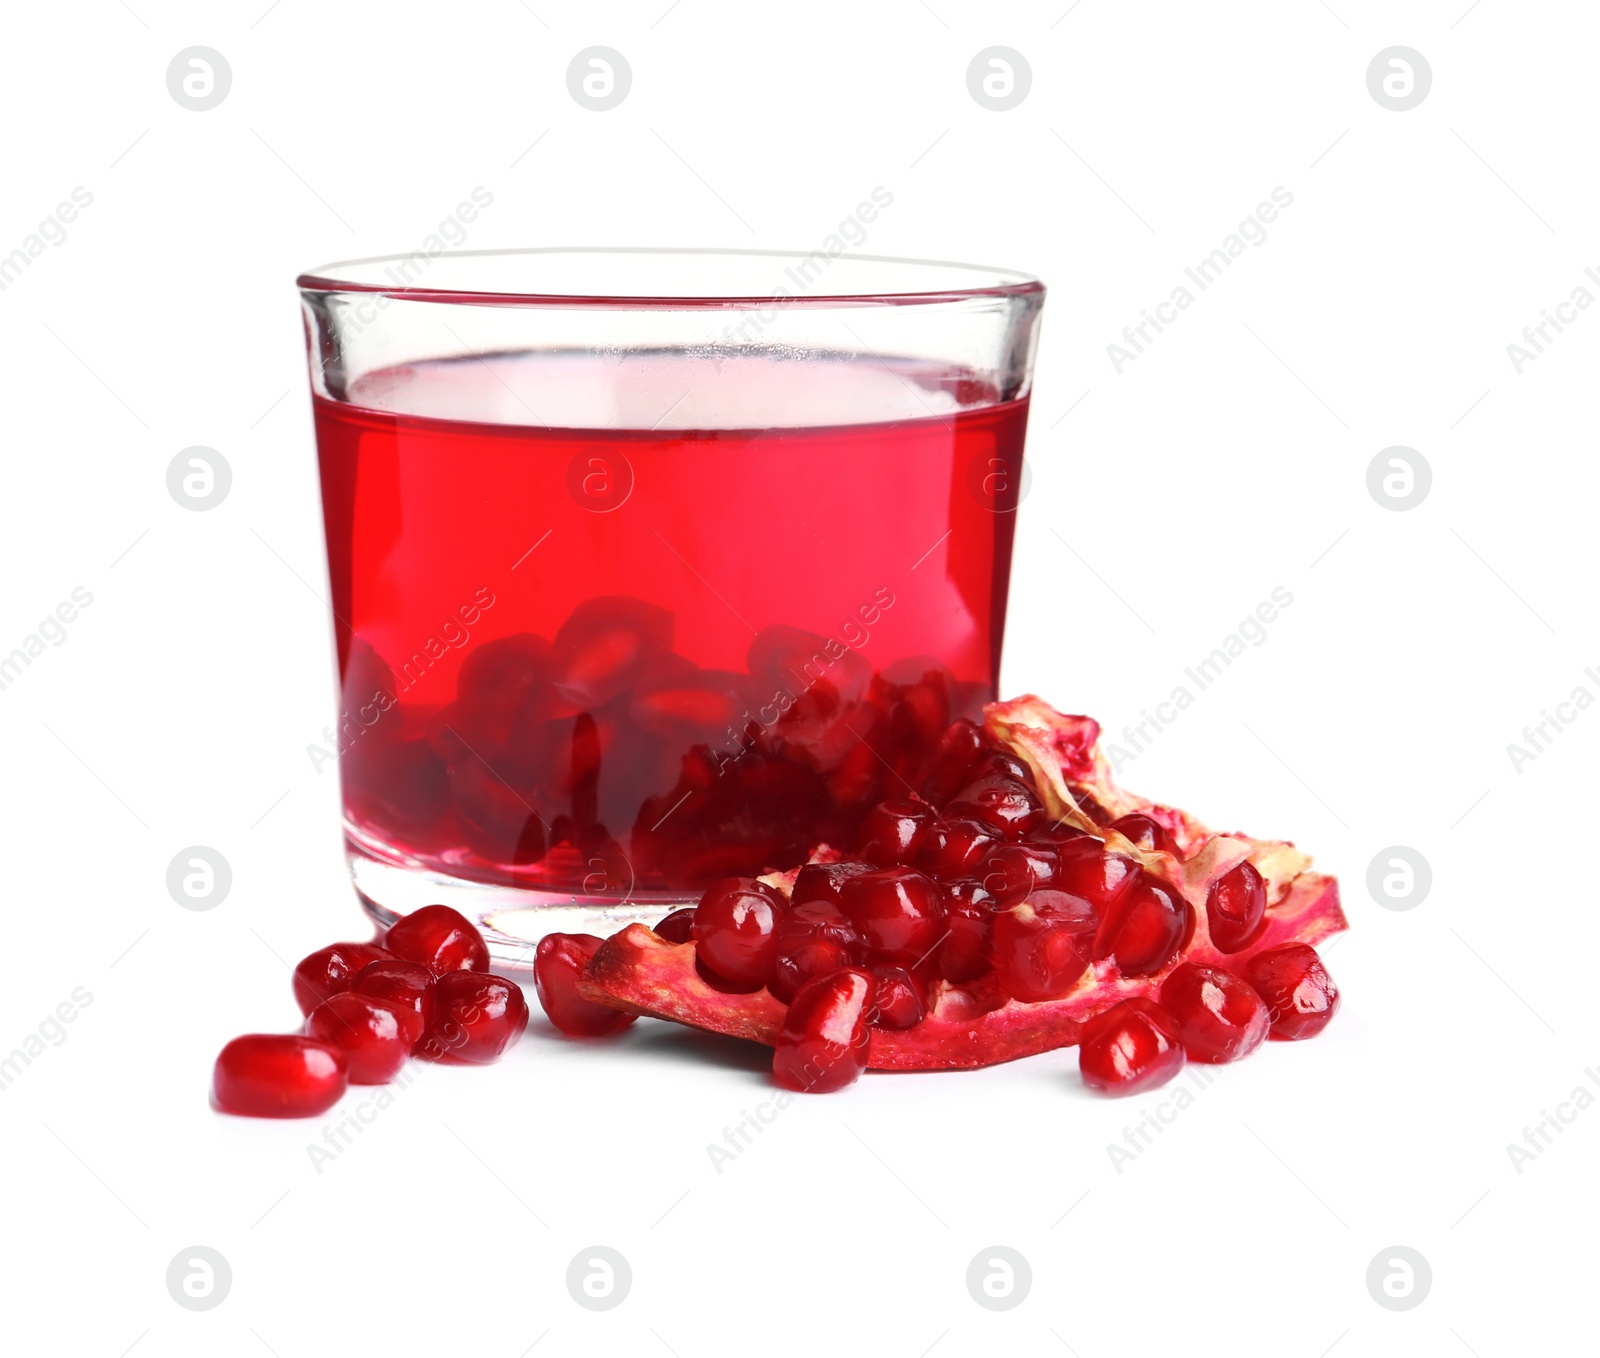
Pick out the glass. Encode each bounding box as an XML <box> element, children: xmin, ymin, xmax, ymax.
<box><xmin>297</xmin><ymin>247</ymin><xmax>1045</xmax><ymax>955</ymax></box>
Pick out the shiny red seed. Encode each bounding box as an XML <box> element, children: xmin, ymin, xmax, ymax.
<box><xmin>991</xmin><ymin>890</ymin><xmax>1098</xmax><ymax>1002</ymax></box>
<box><xmin>653</xmin><ymin>908</ymin><xmax>696</xmax><ymax>944</ymax></box>
<box><xmin>1206</xmin><ymin>860</ymin><xmax>1268</xmax><ymax>953</ymax></box>
<box><xmin>866</xmin><ymin>964</ymin><xmax>925</xmax><ymax>1030</ymax></box>
<box><xmin>213</xmin><ymin>1035</ymin><xmax>347</xmax><ymax>1118</ymax></box>
<box><xmin>1158</xmin><ymin>963</ymin><xmax>1270</xmax><ymax>1063</ymax></box>
<box><xmin>938</xmin><ymin>878</ymin><xmax>999</xmax><ymax>982</ymax></box>
<box><xmin>770</xmin><ymin>900</ymin><xmax>868</xmax><ymax>1003</ymax></box>
<box><xmin>979</xmin><ymin>841</ymin><xmax>1062</xmax><ymax>906</ymax></box>
<box><xmin>1095</xmin><ymin>875</ymin><xmax>1188</xmax><ymax>976</ymax></box>
<box><xmin>966</xmin><ymin>750</ymin><xmax>1032</xmax><ymax>784</ymax></box>
<box><xmin>856</xmin><ymin>798</ymin><xmax>936</xmax><ymax>867</ymax></box>
<box><xmin>349</xmin><ymin>959</ymin><xmax>437</xmax><ymax>1032</ymax></box>
<box><xmin>772</xmin><ymin>968</ymin><xmax>873</xmax><ymax>1093</ymax></box>
<box><xmin>385</xmin><ymin>904</ymin><xmax>490</xmax><ymax>974</ymax></box>
<box><xmin>839</xmin><ymin>866</ymin><xmax>947</xmax><ymax>967</ymax></box>
<box><xmin>946</xmin><ymin>776</ymin><xmax>1045</xmax><ymax>840</ymax></box>
<box><xmin>292</xmin><ymin>941</ymin><xmax>394</xmax><ymax>1017</ymax></box>
<box><xmin>1079</xmin><ymin>998</ymin><xmax>1185</xmax><ymax>1096</ymax></box>
<box><xmin>791</xmin><ymin>860</ymin><xmax>877</xmax><ymax>907</ymax></box>
<box><xmin>305</xmin><ymin>992</ymin><xmax>422</xmax><ymax>1084</ymax></box>
<box><xmin>549</xmin><ymin>596</ymin><xmax>674</xmax><ymax>711</ymax></box>
<box><xmin>918</xmin><ymin>719</ymin><xmax>985</xmax><ymax>808</ymax></box>
<box><xmin>692</xmin><ymin>877</ymin><xmax>786</xmax><ymax>991</ymax></box>
<box><xmin>1107</xmin><ymin>812</ymin><xmax>1179</xmax><ymax>856</ymax></box>
<box><xmin>534</xmin><ymin>934</ymin><xmax>636</xmax><ymax>1037</ymax></box>
<box><xmin>916</xmin><ymin>816</ymin><xmax>1002</xmax><ymax>879</ymax></box>
<box><xmin>1243</xmin><ymin>944</ymin><xmax>1340</xmax><ymax>1040</ymax></box>
<box><xmin>1056</xmin><ymin>842</ymin><xmax>1141</xmax><ymax>917</ymax></box>
<box><xmin>416</xmin><ymin>972</ymin><xmax>529</xmax><ymax>1063</ymax></box>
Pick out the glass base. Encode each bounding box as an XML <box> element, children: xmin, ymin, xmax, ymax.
<box><xmin>348</xmin><ymin>842</ymin><xmax>687</xmax><ymax>966</ymax></box>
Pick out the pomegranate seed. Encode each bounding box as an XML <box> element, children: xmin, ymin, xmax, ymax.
<box><xmin>1206</xmin><ymin>860</ymin><xmax>1267</xmax><ymax>953</ymax></box>
<box><xmin>978</xmin><ymin>841</ymin><xmax>1062</xmax><ymax>906</ymax></box>
<box><xmin>1107</xmin><ymin>812</ymin><xmax>1179</xmax><ymax>856</ymax></box>
<box><xmin>349</xmin><ymin>959</ymin><xmax>437</xmax><ymax>1031</ymax></box>
<box><xmin>417</xmin><ymin>972</ymin><xmax>530</xmax><ymax>1062</ymax></box>
<box><xmin>292</xmin><ymin>941</ymin><xmax>393</xmax><ymax>1017</ymax></box>
<box><xmin>1243</xmin><ymin>944</ymin><xmax>1340</xmax><ymax>1040</ymax></box>
<box><xmin>916</xmin><ymin>815</ymin><xmax>1002</xmax><ymax>878</ymax></box>
<box><xmin>791</xmin><ymin>860</ymin><xmax>877</xmax><ymax>907</ymax></box>
<box><xmin>305</xmin><ymin>992</ymin><xmax>422</xmax><ymax>1084</ymax></box>
<box><xmin>1056</xmin><ymin>842</ymin><xmax>1141</xmax><ymax>917</ymax></box>
<box><xmin>454</xmin><ymin>633</ymin><xmax>551</xmax><ymax>746</ymax></box>
<box><xmin>1095</xmin><ymin>875</ymin><xmax>1188</xmax><ymax>976</ymax></box>
<box><xmin>839</xmin><ymin>866</ymin><xmax>947</xmax><ymax>967</ymax></box>
<box><xmin>1158</xmin><ymin>963</ymin><xmax>1270</xmax><ymax>1063</ymax></box>
<box><xmin>654</xmin><ymin>908</ymin><xmax>696</xmax><ymax>944</ymax></box>
<box><xmin>946</xmin><ymin>776</ymin><xmax>1045</xmax><ymax>839</ymax></box>
<box><xmin>991</xmin><ymin>890</ymin><xmax>1098</xmax><ymax>1002</ymax></box>
<box><xmin>918</xmin><ymin>719</ymin><xmax>984</xmax><ymax>807</ymax></box>
<box><xmin>385</xmin><ymin>904</ymin><xmax>490</xmax><ymax>974</ymax></box>
<box><xmin>772</xmin><ymin>968</ymin><xmax>873</xmax><ymax>1093</ymax></box>
<box><xmin>866</xmin><ymin>964</ymin><xmax>925</xmax><ymax>1030</ymax></box>
<box><xmin>691</xmin><ymin>877</ymin><xmax>786</xmax><ymax>991</ymax></box>
<box><xmin>1079</xmin><ymin>998</ymin><xmax>1185</xmax><ymax>1096</ymax></box>
<box><xmin>447</xmin><ymin>760</ymin><xmax>547</xmax><ymax>866</ymax></box>
<box><xmin>534</xmin><ymin>934</ymin><xmax>636</xmax><ymax>1037</ymax></box>
<box><xmin>856</xmin><ymin>798</ymin><xmax>936</xmax><ymax>866</ymax></box>
<box><xmin>630</xmin><ymin>665</ymin><xmax>746</xmax><ymax>736</ymax></box>
<box><xmin>967</xmin><ymin>750</ymin><xmax>1032</xmax><ymax>784</ymax></box>
<box><xmin>1025</xmin><ymin>820</ymin><xmax>1093</xmax><ymax>850</ymax></box>
<box><xmin>549</xmin><ymin>595</ymin><xmax>674</xmax><ymax>711</ymax></box>
<box><xmin>213</xmin><ymin>1035</ymin><xmax>347</xmax><ymax>1118</ymax></box>
<box><xmin>770</xmin><ymin>900</ymin><xmax>868</xmax><ymax>1003</ymax></box>
<box><xmin>938</xmin><ymin>878</ymin><xmax>999</xmax><ymax>982</ymax></box>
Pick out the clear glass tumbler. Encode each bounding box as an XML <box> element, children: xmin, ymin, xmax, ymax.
<box><xmin>297</xmin><ymin>248</ymin><xmax>1044</xmax><ymax>955</ymax></box>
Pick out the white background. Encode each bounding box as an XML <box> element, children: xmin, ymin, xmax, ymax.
<box><xmin>0</xmin><ymin>2</ymin><xmax>1593</xmax><ymax>1355</ymax></box>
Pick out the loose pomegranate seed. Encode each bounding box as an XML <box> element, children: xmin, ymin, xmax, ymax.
<box><xmin>938</xmin><ymin>879</ymin><xmax>999</xmax><ymax>982</ymax></box>
<box><xmin>991</xmin><ymin>890</ymin><xmax>1098</xmax><ymax>1002</ymax></box>
<box><xmin>1158</xmin><ymin>963</ymin><xmax>1270</xmax><ymax>1063</ymax></box>
<box><xmin>772</xmin><ymin>968</ymin><xmax>873</xmax><ymax>1093</ymax></box>
<box><xmin>916</xmin><ymin>815</ymin><xmax>1002</xmax><ymax>879</ymax></box>
<box><xmin>213</xmin><ymin>1035</ymin><xmax>347</xmax><ymax>1118</ymax></box>
<box><xmin>791</xmin><ymin>860</ymin><xmax>877</xmax><ymax>907</ymax></box>
<box><xmin>349</xmin><ymin>959</ymin><xmax>437</xmax><ymax>1033</ymax></box>
<box><xmin>856</xmin><ymin>798</ymin><xmax>936</xmax><ymax>866</ymax></box>
<box><xmin>1243</xmin><ymin>944</ymin><xmax>1340</xmax><ymax>1040</ymax></box>
<box><xmin>918</xmin><ymin>718</ymin><xmax>984</xmax><ymax>807</ymax></box>
<box><xmin>1094</xmin><ymin>875</ymin><xmax>1188</xmax><ymax>976</ymax></box>
<box><xmin>946</xmin><ymin>776</ymin><xmax>1045</xmax><ymax>840</ymax></box>
<box><xmin>866</xmin><ymin>964</ymin><xmax>925</xmax><ymax>1030</ymax></box>
<box><xmin>1079</xmin><ymin>998</ymin><xmax>1186</xmax><ymax>1096</ymax></box>
<box><xmin>770</xmin><ymin>900</ymin><xmax>868</xmax><ymax>1003</ymax></box>
<box><xmin>839</xmin><ymin>866</ymin><xmax>947</xmax><ymax>967</ymax></box>
<box><xmin>979</xmin><ymin>841</ymin><xmax>1062</xmax><ymax>906</ymax></box>
<box><xmin>417</xmin><ymin>971</ymin><xmax>530</xmax><ymax>1063</ymax></box>
<box><xmin>691</xmin><ymin>877</ymin><xmax>786</xmax><ymax>991</ymax></box>
<box><xmin>305</xmin><ymin>992</ymin><xmax>423</xmax><ymax>1084</ymax></box>
<box><xmin>653</xmin><ymin>908</ymin><xmax>696</xmax><ymax>944</ymax></box>
<box><xmin>1106</xmin><ymin>812</ymin><xmax>1179</xmax><ymax>856</ymax></box>
<box><xmin>292</xmin><ymin>941</ymin><xmax>393</xmax><ymax>1017</ymax></box>
<box><xmin>534</xmin><ymin>933</ymin><xmax>636</xmax><ymax>1037</ymax></box>
<box><xmin>1206</xmin><ymin>860</ymin><xmax>1267</xmax><ymax>953</ymax></box>
<box><xmin>385</xmin><ymin>904</ymin><xmax>490</xmax><ymax>974</ymax></box>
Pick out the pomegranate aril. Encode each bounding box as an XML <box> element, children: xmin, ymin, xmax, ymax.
<box><xmin>213</xmin><ymin>1035</ymin><xmax>347</xmax><ymax>1118</ymax></box>
<box><xmin>1095</xmin><ymin>874</ymin><xmax>1188</xmax><ymax>977</ymax></box>
<box><xmin>534</xmin><ymin>933</ymin><xmax>636</xmax><ymax>1037</ymax></box>
<box><xmin>1106</xmin><ymin>812</ymin><xmax>1179</xmax><ymax>857</ymax></box>
<box><xmin>1079</xmin><ymin>998</ymin><xmax>1185</xmax><ymax>1096</ymax></box>
<box><xmin>866</xmin><ymin>964</ymin><xmax>925</xmax><ymax>1030</ymax></box>
<box><xmin>292</xmin><ymin>941</ymin><xmax>394</xmax><ymax>1017</ymax></box>
<box><xmin>916</xmin><ymin>815</ymin><xmax>1002</xmax><ymax>879</ymax></box>
<box><xmin>447</xmin><ymin>758</ymin><xmax>547</xmax><ymax>866</ymax></box>
<box><xmin>1158</xmin><ymin>963</ymin><xmax>1270</xmax><ymax>1063</ymax></box>
<box><xmin>1243</xmin><ymin>944</ymin><xmax>1340</xmax><ymax>1040</ymax></box>
<box><xmin>770</xmin><ymin>900</ymin><xmax>868</xmax><ymax>1003</ymax></box>
<box><xmin>939</xmin><ymin>878</ymin><xmax>999</xmax><ymax>982</ymax></box>
<box><xmin>967</xmin><ymin>750</ymin><xmax>1032</xmax><ymax>785</ymax></box>
<box><xmin>1206</xmin><ymin>859</ymin><xmax>1267</xmax><ymax>953</ymax></box>
<box><xmin>856</xmin><ymin>798</ymin><xmax>936</xmax><ymax>866</ymax></box>
<box><xmin>654</xmin><ymin>908</ymin><xmax>697</xmax><ymax>944</ymax></box>
<box><xmin>946</xmin><ymin>776</ymin><xmax>1045</xmax><ymax>840</ymax></box>
<box><xmin>1056</xmin><ymin>842</ymin><xmax>1141</xmax><ymax>918</ymax></box>
<box><xmin>454</xmin><ymin>633</ymin><xmax>551</xmax><ymax>746</ymax></box>
<box><xmin>772</xmin><ymin>968</ymin><xmax>873</xmax><ymax>1093</ymax></box>
<box><xmin>991</xmin><ymin>890</ymin><xmax>1097</xmax><ymax>1002</ymax></box>
<box><xmin>549</xmin><ymin>595</ymin><xmax>673</xmax><ymax>711</ymax></box>
<box><xmin>417</xmin><ymin>971</ymin><xmax>530</xmax><ymax>1062</ymax></box>
<box><xmin>839</xmin><ymin>866</ymin><xmax>947</xmax><ymax>967</ymax></box>
<box><xmin>918</xmin><ymin>718</ymin><xmax>984</xmax><ymax>808</ymax></box>
<box><xmin>692</xmin><ymin>877</ymin><xmax>786</xmax><ymax>991</ymax></box>
<box><xmin>1025</xmin><ymin>820</ymin><xmax>1093</xmax><ymax>850</ymax></box>
<box><xmin>791</xmin><ymin>860</ymin><xmax>877</xmax><ymax>907</ymax></box>
<box><xmin>349</xmin><ymin>959</ymin><xmax>437</xmax><ymax>1032</ymax></box>
<box><xmin>979</xmin><ymin>841</ymin><xmax>1061</xmax><ymax>907</ymax></box>
<box><xmin>385</xmin><ymin>904</ymin><xmax>490</xmax><ymax>974</ymax></box>
<box><xmin>305</xmin><ymin>992</ymin><xmax>422</xmax><ymax>1084</ymax></box>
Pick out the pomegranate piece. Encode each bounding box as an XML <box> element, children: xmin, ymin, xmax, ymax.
<box><xmin>1206</xmin><ymin>859</ymin><xmax>1267</xmax><ymax>953</ymax></box>
<box><xmin>791</xmin><ymin>860</ymin><xmax>877</xmax><ymax>907</ymax></box>
<box><xmin>856</xmin><ymin>798</ymin><xmax>936</xmax><ymax>866</ymax></box>
<box><xmin>939</xmin><ymin>878</ymin><xmax>999</xmax><ymax>982</ymax></box>
<box><xmin>417</xmin><ymin>971</ymin><xmax>530</xmax><ymax>1062</ymax></box>
<box><xmin>549</xmin><ymin>595</ymin><xmax>674</xmax><ymax>711</ymax></box>
<box><xmin>305</xmin><ymin>992</ymin><xmax>423</xmax><ymax>1084</ymax></box>
<box><xmin>1079</xmin><ymin>999</ymin><xmax>1185</xmax><ymax>1096</ymax></box>
<box><xmin>916</xmin><ymin>815</ymin><xmax>1002</xmax><ymax>878</ymax></box>
<box><xmin>991</xmin><ymin>890</ymin><xmax>1098</xmax><ymax>1002</ymax></box>
<box><xmin>349</xmin><ymin>959</ymin><xmax>437</xmax><ymax>1032</ymax></box>
<box><xmin>772</xmin><ymin>968</ymin><xmax>873</xmax><ymax>1093</ymax></box>
<box><xmin>384</xmin><ymin>904</ymin><xmax>490</xmax><ymax>974</ymax></box>
<box><xmin>946</xmin><ymin>776</ymin><xmax>1045</xmax><ymax>840</ymax></box>
<box><xmin>534</xmin><ymin>933</ymin><xmax>637</xmax><ymax>1037</ymax></box>
<box><xmin>1095</xmin><ymin>874</ymin><xmax>1188</xmax><ymax>977</ymax></box>
<box><xmin>213</xmin><ymin>1035</ymin><xmax>347</xmax><ymax>1118</ymax></box>
<box><xmin>692</xmin><ymin>877</ymin><xmax>787</xmax><ymax>991</ymax></box>
<box><xmin>1158</xmin><ymin>963</ymin><xmax>1269</xmax><ymax>1063</ymax></box>
<box><xmin>1243</xmin><ymin>944</ymin><xmax>1340</xmax><ymax>1040</ymax></box>
<box><xmin>292</xmin><ymin>941</ymin><xmax>393</xmax><ymax>1017</ymax></box>
<box><xmin>866</xmin><ymin>964</ymin><xmax>925</xmax><ymax>1030</ymax></box>
<box><xmin>653</xmin><ymin>908</ymin><xmax>697</xmax><ymax>945</ymax></box>
<box><xmin>979</xmin><ymin>841</ymin><xmax>1061</xmax><ymax>906</ymax></box>
<box><xmin>770</xmin><ymin>900</ymin><xmax>868</xmax><ymax>1003</ymax></box>
<box><xmin>918</xmin><ymin>718</ymin><xmax>985</xmax><ymax>807</ymax></box>
<box><xmin>838</xmin><ymin>866</ymin><xmax>947</xmax><ymax>967</ymax></box>
<box><xmin>1107</xmin><ymin>812</ymin><xmax>1178</xmax><ymax>857</ymax></box>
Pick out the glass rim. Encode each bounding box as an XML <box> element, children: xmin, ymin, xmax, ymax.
<box><xmin>295</xmin><ymin>246</ymin><xmax>1044</xmax><ymax>309</ymax></box>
